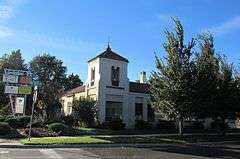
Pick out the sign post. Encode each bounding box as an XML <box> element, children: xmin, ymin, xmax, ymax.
<box><xmin>2</xmin><ymin>69</ymin><xmax>32</xmax><ymax>115</ymax></box>
<box><xmin>28</xmin><ymin>86</ymin><xmax>38</xmax><ymax>141</ymax></box>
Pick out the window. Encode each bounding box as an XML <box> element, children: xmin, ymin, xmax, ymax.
<box><xmin>105</xmin><ymin>101</ymin><xmax>122</xmax><ymax>121</ymax></box>
<box><xmin>90</xmin><ymin>67</ymin><xmax>95</xmax><ymax>86</ymax></box>
<box><xmin>67</xmin><ymin>102</ymin><xmax>72</xmax><ymax>114</ymax></box>
<box><xmin>111</xmin><ymin>66</ymin><xmax>120</xmax><ymax>86</ymax></box>
<box><xmin>135</xmin><ymin>103</ymin><xmax>143</xmax><ymax>120</ymax></box>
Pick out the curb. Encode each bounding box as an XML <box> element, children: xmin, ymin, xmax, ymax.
<box><xmin>0</xmin><ymin>143</ymin><xmax>180</xmax><ymax>149</ymax></box>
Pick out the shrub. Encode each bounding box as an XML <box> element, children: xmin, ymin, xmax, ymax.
<box><xmin>211</xmin><ymin>120</ymin><xmax>229</xmax><ymax>129</ymax></box>
<box><xmin>102</xmin><ymin>119</ymin><xmax>125</xmax><ymax>130</ymax></box>
<box><xmin>30</xmin><ymin>121</ymin><xmax>44</xmax><ymax>128</ymax></box>
<box><xmin>0</xmin><ymin>115</ymin><xmax>5</xmax><ymax>122</ymax></box>
<box><xmin>184</xmin><ymin>121</ymin><xmax>205</xmax><ymax>130</ymax></box>
<box><xmin>48</xmin><ymin>122</ymin><xmax>69</xmax><ymax>134</ymax></box>
<box><xmin>5</xmin><ymin>117</ymin><xmax>19</xmax><ymax>128</ymax></box>
<box><xmin>18</xmin><ymin>116</ymin><xmax>31</xmax><ymax>128</ymax></box>
<box><xmin>156</xmin><ymin>120</ymin><xmax>176</xmax><ymax>130</ymax></box>
<box><xmin>72</xmin><ymin>97</ymin><xmax>96</xmax><ymax>127</ymax></box>
<box><xmin>0</xmin><ymin>122</ymin><xmax>11</xmax><ymax>135</ymax></box>
<box><xmin>23</xmin><ymin>128</ymin><xmax>59</xmax><ymax>137</ymax></box>
<box><xmin>135</xmin><ymin>120</ymin><xmax>152</xmax><ymax>129</ymax></box>
<box><xmin>61</xmin><ymin>115</ymin><xmax>76</xmax><ymax>126</ymax></box>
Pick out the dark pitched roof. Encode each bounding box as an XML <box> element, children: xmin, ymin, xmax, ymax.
<box><xmin>129</xmin><ymin>82</ymin><xmax>150</xmax><ymax>94</ymax></box>
<box><xmin>62</xmin><ymin>85</ymin><xmax>85</xmax><ymax>96</ymax></box>
<box><xmin>88</xmin><ymin>46</ymin><xmax>129</xmax><ymax>63</ymax></box>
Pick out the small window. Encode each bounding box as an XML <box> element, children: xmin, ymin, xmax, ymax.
<box><xmin>91</xmin><ymin>67</ymin><xmax>95</xmax><ymax>86</ymax></box>
<box><xmin>147</xmin><ymin>104</ymin><xmax>155</xmax><ymax>122</ymax></box>
<box><xmin>111</xmin><ymin>66</ymin><xmax>120</xmax><ymax>86</ymax></box>
<box><xmin>105</xmin><ymin>101</ymin><xmax>123</xmax><ymax>121</ymax></box>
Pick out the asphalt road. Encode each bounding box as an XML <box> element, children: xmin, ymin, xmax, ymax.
<box><xmin>1</xmin><ymin>144</ymin><xmax>240</xmax><ymax>159</ymax></box>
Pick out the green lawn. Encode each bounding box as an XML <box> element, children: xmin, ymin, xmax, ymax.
<box><xmin>20</xmin><ymin>136</ymin><xmax>184</xmax><ymax>145</ymax></box>
<box><xmin>21</xmin><ymin>136</ymin><xmax>112</xmax><ymax>145</ymax></box>
<box><xmin>20</xmin><ymin>134</ymin><xmax>240</xmax><ymax>145</ymax></box>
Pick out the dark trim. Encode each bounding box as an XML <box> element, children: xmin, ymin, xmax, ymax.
<box><xmin>106</xmin><ymin>86</ymin><xmax>125</xmax><ymax>90</ymax></box>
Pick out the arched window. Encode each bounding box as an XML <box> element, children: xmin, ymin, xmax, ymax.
<box><xmin>111</xmin><ymin>66</ymin><xmax>119</xmax><ymax>86</ymax></box>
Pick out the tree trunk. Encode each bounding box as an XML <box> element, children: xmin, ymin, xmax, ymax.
<box><xmin>178</xmin><ymin>117</ymin><xmax>183</xmax><ymax>136</ymax></box>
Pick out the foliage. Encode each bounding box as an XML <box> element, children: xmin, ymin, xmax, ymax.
<box><xmin>0</xmin><ymin>122</ymin><xmax>11</xmax><ymax>135</ymax></box>
<box><xmin>184</xmin><ymin>121</ymin><xmax>205</xmax><ymax>130</ymax></box>
<box><xmin>135</xmin><ymin>120</ymin><xmax>152</xmax><ymax>129</ymax></box>
<box><xmin>64</xmin><ymin>73</ymin><xmax>83</xmax><ymax>91</ymax></box>
<box><xmin>102</xmin><ymin>119</ymin><xmax>125</xmax><ymax>130</ymax></box>
<box><xmin>72</xmin><ymin>97</ymin><xmax>97</xmax><ymax>127</ymax></box>
<box><xmin>0</xmin><ymin>115</ymin><xmax>5</xmax><ymax>122</ymax></box>
<box><xmin>48</xmin><ymin>122</ymin><xmax>69</xmax><ymax>134</ymax></box>
<box><xmin>156</xmin><ymin>120</ymin><xmax>176</xmax><ymax>130</ymax></box>
<box><xmin>30</xmin><ymin>54</ymin><xmax>67</xmax><ymax>122</ymax></box>
<box><xmin>18</xmin><ymin>116</ymin><xmax>31</xmax><ymax>128</ymax></box>
<box><xmin>4</xmin><ymin>116</ymin><xmax>19</xmax><ymax>128</ymax></box>
<box><xmin>150</xmin><ymin>19</ymin><xmax>195</xmax><ymax>135</ymax></box>
<box><xmin>61</xmin><ymin>115</ymin><xmax>77</xmax><ymax>126</ymax></box>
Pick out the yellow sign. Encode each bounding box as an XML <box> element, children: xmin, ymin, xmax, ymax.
<box><xmin>18</xmin><ymin>86</ymin><xmax>32</xmax><ymax>95</ymax></box>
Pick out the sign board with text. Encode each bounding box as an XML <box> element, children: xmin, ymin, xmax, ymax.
<box><xmin>18</xmin><ymin>86</ymin><xmax>32</xmax><ymax>95</ymax></box>
<box><xmin>2</xmin><ymin>74</ymin><xmax>19</xmax><ymax>83</ymax></box>
<box><xmin>4</xmin><ymin>86</ymin><xmax>18</xmax><ymax>94</ymax></box>
<box><xmin>15</xmin><ymin>97</ymin><xmax>24</xmax><ymax>114</ymax></box>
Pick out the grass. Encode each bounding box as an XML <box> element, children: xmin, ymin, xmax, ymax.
<box><xmin>20</xmin><ymin>134</ymin><xmax>240</xmax><ymax>145</ymax></box>
<box><xmin>21</xmin><ymin>136</ymin><xmax>112</xmax><ymax>145</ymax></box>
<box><xmin>20</xmin><ymin>136</ymin><xmax>186</xmax><ymax>145</ymax></box>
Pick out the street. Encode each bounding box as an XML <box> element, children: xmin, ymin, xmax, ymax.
<box><xmin>1</xmin><ymin>143</ymin><xmax>240</xmax><ymax>159</ymax></box>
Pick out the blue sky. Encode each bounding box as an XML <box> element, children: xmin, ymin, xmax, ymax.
<box><xmin>0</xmin><ymin>0</ymin><xmax>240</xmax><ymax>81</ymax></box>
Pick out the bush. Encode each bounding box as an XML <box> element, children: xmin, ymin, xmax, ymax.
<box><xmin>102</xmin><ymin>119</ymin><xmax>125</xmax><ymax>130</ymax></box>
<box><xmin>0</xmin><ymin>115</ymin><xmax>5</xmax><ymax>122</ymax></box>
<box><xmin>211</xmin><ymin>120</ymin><xmax>229</xmax><ymax>129</ymax></box>
<box><xmin>72</xmin><ymin>97</ymin><xmax>96</xmax><ymax>127</ymax></box>
<box><xmin>5</xmin><ymin>117</ymin><xmax>19</xmax><ymax>128</ymax></box>
<box><xmin>184</xmin><ymin>121</ymin><xmax>205</xmax><ymax>130</ymax></box>
<box><xmin>18</xmin><ymin>116</ymin><xmax>31</xmax><ymax>128</ymax></box>
<box><xmin>135</xmin><ymin>120</ymin><xmax>152</xmax><ymax>129</ymax></box>
<box><xmin>48</xmin><ymin>122</ymin><xmax>69</xmax><ymax>135</ymax></box>
<box><xmin>0</xmin><ymin>122</ymin><xmax>11</xmax><ymax>135</ymax></box>
<box><xmin>30</xmin><ymin>121</ymin><xmax>44</xmax><ymax>128</ymax></box>
<box><xmin>61</xmin><ymin>115</ymin><xmax>76</xmax><ymax>126</ymax></box>
<box><xmin>23</xmin><ymin>128</ymin><xmax>59</xmax><ymax>137</ymax></box>
<box><xmin>156</xmin><ymin>120</ymin><xmax>176</xmax><ymax>130</ymax></box>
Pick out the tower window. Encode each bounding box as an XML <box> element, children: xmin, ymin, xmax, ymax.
<box><xmin>111</xmin><ymin>66</ymin><xmax>120</xmax><ymax>86</ymax></box>
<box><xmin>91</xmin><ymin>67</ymin><xmax>95</xmax><ymax>86</ymax></box>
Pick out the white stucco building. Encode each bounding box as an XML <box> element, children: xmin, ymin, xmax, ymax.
<box><xmin>61</xmin><ymin>45</ymin><xmax>154</xmax><ymax>128</ymax></box>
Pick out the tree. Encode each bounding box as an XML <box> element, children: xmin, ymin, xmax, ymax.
<box><xmin>72</xmin><ymin>97</ymin><xmax>96</xmax><ymax>127</ymax></box>
<box><xmin>193</xmin><ymin>34</ymin><xmax>220</xmax><ymax>118</ymax></box>
<box><xmin>64</xmin><ymin>73</ymin><xmax>83</xmax><ymax>91</ymax></box>
<box><xmin>30</xmin><ymin>54</ymin><xmax>67</xmax><ymax>122</ymax></box>
<box><xmin>150</xmin><ymin>19</ymin><xmax>195</xmax><ymax>135</ymax></box>
<box><xmin>0</xmin><ymin>50</ymin><xmax>27</xmax><ymax>114</ymax></box>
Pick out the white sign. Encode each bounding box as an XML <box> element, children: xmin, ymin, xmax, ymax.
<box><xmin>4</xmin><ymin>69</ymin><xmax>31</xmax><ymax>76</ymax></box>
<box><xmin>2</xmin><ymin>74</ymin><xmax>19</xmax><ymax>83</ymax></box>
<box><xmin>4</xmin><ymin>86</ymin><xmax>18</xmax><ymax>94</ymax></box>
<box><xmin>15</xmin><ymin>97</ymin><xmax>24</xmax><ymax>114</ymax></box>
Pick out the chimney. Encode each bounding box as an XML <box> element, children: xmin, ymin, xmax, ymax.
<box><xmin>139</xmin><ymin>71</ymin><xmax>147</xmax><ymax>83</ymax></box>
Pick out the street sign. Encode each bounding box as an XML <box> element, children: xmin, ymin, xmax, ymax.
<box><xmin>15</xmin><ymin>97</ymin><xmax>24</xmax><ymax>114</ymax></box>
<box><xmin>4</xmin><ymin>86</ymin><xmax>18</xmax><ymax>94</ymax></box>
<box><xmin>4</xmin><ymin>69</ymin><xmax>31</xmax><ymax>76</ymax></box>
<box><xmin>2</xmin><ymin>74</ymin><xmax>18</xmax><ymax>83</ymax></box>
<box><xmin>18</xmin><ymin>86</ymin><xmax>32</xmax><ymax>95</ymax></box>
<box><xmin>19</xmin><ymin>75</ymin><xmax>32</xmax><ymax>85</ymax></box>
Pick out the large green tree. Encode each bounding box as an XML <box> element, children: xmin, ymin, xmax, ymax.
<box><xmin>64</xmin><ymin>73</ymin><xmax>83</xmax><ymax>91</ymax></box>
<box><xmin>30</xmin><ymin>54</ymin><xmax>67</xmax><ymax>122</ymax></box>
<box><xmin>150</xmin><ymin>19</ymin><xmax>195</xmax><ymax>135</ymax></box>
